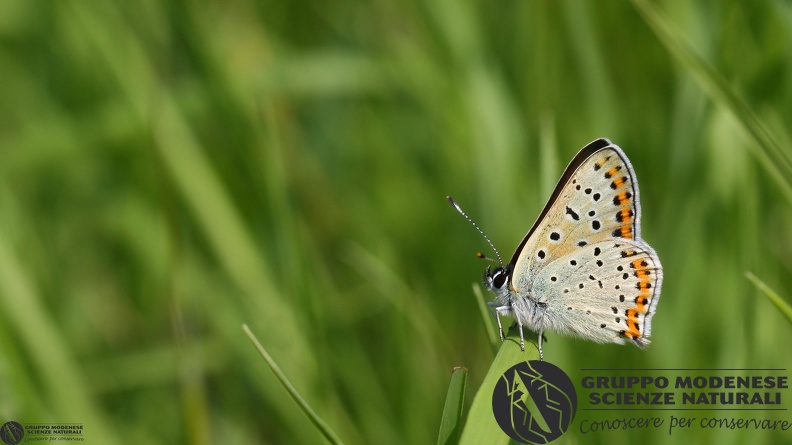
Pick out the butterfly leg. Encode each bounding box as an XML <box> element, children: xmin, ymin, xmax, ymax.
<box><xmin>487</xmin><ymin>302</ymin><xmax>506</xmax><ymax>342</ymax></box>
<box><xmin>536</xmin><ymin>304</ymin><xmax>547</xmax><ymax>360</ymax></box>
<box><xmin>495</xmin><ymin>312</ymin><xmax>505</xmax><ymax>342</ymax></box>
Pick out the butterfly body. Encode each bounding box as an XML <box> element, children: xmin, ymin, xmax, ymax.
<box><xmin>457</xmin><ymin>138</ymin><xmax>663</xmax><ymax>358</ymax></box>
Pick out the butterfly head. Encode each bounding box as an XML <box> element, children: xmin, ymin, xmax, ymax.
<box><xmin>484</xmin><ymin>264</ymin><xmax>513</xmax><ymax>300</ymax></box>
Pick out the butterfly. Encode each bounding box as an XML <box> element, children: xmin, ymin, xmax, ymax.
<box><xmin>449</xmin><ymin>138</ymin><xmax>663</xmax><ymax>359</ymax></box>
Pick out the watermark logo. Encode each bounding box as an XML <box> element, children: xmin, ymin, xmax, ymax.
<box><xmin>0</xmin><ymin>422</ymin><xmax>84</xmax><ymax>443</ymax></box>
<box><xmin>0</xmin><ymin>422</ymin><xmax>23</xmax><ymax>445</ymax></box>
<box><xmin>492</xmin><ymin>360</ymin><xmax>577</xmax><ymax>444</ymax></box>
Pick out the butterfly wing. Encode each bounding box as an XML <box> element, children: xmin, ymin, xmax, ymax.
<box><xmin>529</xmin><ymin>238</ymin><xmax>662</xmax><ymax>346</ymax></box>
<box><xmin>508</xmin><ymin>138</ymin><xmax>662</xmax><ymax>346</ymax></box>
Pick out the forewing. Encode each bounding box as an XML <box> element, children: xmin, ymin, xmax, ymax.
<box><xmin>511</xmin><ymin>139</ymin><xmax>642</xmax><ymax>291</ymax></box>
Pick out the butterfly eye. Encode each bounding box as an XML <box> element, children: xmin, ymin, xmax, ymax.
<box><xmin>492</xmin><ymin>268</ymin><xmax>508</xmax><ymax>289</ymax></box>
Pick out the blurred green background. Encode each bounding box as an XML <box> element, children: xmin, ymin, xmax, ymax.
<box><xmin>1</xmin><ymin>0</ymin><xmax>792</xmax><ymax>444</ymax></box>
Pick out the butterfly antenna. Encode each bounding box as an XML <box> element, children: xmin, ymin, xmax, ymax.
<box><xmin>476</xmin><ymin>252</ymin><xmax>501</xmax><ymax>264</ymax></box>
<box><xmin>446</xmin><ymin>196</ymin><xmax>504</xmax><ymax>267</ymax></box>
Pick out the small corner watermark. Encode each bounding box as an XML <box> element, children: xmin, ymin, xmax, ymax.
<box><xmin>0</xmin><ymin>422</ymin><xmax>84</xmax><ymax>443</ymax></box>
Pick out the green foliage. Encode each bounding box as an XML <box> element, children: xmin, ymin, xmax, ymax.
<box><xmin>244</xmin><ymin>325</ymin><xmax>345</xmax><ymax>445</ymax></box>
<box><xmin>1</xmin><ymin>1</ymin><xmax>791</xmax><ymax>444</ymax></box>
<box><xmin>746</xmin><ymin>273</ymin><xmax>792</xmax><ymax>326</ymax></box>
<box><xmin>459</xmin><ymin>325</ymin><xmax>540</xmax><ymax>445</ymax></box>
<box><xmin>437</xmin><ymin>366</ymin><xmax>468</xmax><ymax>445</ymax></box>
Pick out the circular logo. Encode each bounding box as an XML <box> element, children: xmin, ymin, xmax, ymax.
<box><xmin>0</xmin><ymin>421</ymin><xmax>24</xmax><ymax>445</ymax></box>
<box><xmin>492</xmin><ymin>360</ymin><xmax>577</xmax><ymax>444</ymax></box>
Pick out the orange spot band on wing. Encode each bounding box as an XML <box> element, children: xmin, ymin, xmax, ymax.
<box><xmin>628</xmin><ymin>259</ymin><xmax>653</xmax><ymax>314</ymax></box>
<box><xmin>616</xmin><ymin>208</ymin><xmax>634</xmax><ymax>224</ymax></box>
<box><xmin>614</xmin><ymin>226</ymin><xmax>633</xmax><ymax>239</ymax></box>
<box><xmin>611</xmin><ymin>176</ymin><xmax>628</xmax><ymax>189</ymax></box>
<box><xmin>605</xmin><ymin>166</ymin><xmax>622</xmax><ymax>179</ymax></box>
<box><xmin>622</xmin><ymin>309</ymin><xmax>642</xmax><ymax>339</ymax></box>
<box><xmin>613</xmin><ymin>191</ymin><xmax>632</xmax><ymax>206</ymax></box>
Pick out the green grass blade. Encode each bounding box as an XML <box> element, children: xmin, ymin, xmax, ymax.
<box><xmin>458</xmin><ymin>325</ymin><xmax>540</xmax><ymax>445</ymax></box>
<box><xmin>243</xmin><ymin>324</ymin><xmax>346</xmax><ymax>445</ymax></box>
<box><xmin>745</xmin><ymin>272</ymin><xmax>792</xmax><ymax>325</ymax></box>
<box><xmin>473</xmin><ymin>284</ymin><xmax>500</xmax><ymax>352</ymax></box>
<box><xmin>0</xmin><ymin>210</ymin><xmax>119</xmax><ymax>445</ymax></box>
<box><xmin>437</xmin><ymin>366</ymin><xmax>468</xmax><ymax>445</ymax></box>
<box><xmin>631</xmin><ymin>0</ymin><xmax>792</xmax><ymax>205</ymax></box>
